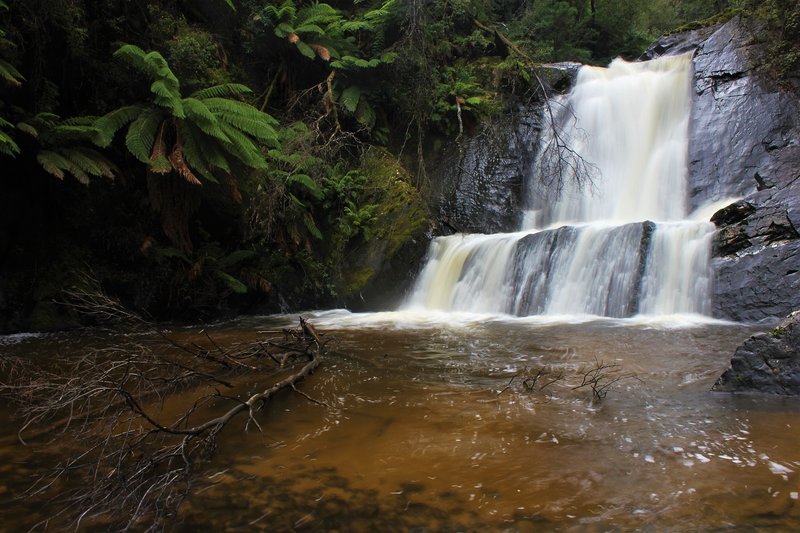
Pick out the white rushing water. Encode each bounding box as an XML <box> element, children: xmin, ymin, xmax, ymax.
<box><xmin>406</xmin><ymin>53</ymin><xmax>717</xmax><ymax>319</ymax></box>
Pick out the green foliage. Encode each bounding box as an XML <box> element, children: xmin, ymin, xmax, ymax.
<box><xmin>95</xmin><ymin>44</ymin><xmax>278</xmax><ymax>186</ymax></box>
<box><xmin>16</xmin><ymin>113</ymin><xmax>118</xmax><ymax>184</ymax></box>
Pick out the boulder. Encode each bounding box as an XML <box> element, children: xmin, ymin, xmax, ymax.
<box><xmin>713</xmin><ymin>311</ymin><xmax>800</xmax><ymax>394</ymax></box>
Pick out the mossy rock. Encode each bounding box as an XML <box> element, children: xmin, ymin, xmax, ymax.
<box><xmin>335</xmin><ymin>148</ymin><xmax>431</xmax><ymax>303</ymax></box>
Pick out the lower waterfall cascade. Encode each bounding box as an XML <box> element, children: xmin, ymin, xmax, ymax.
<box><xmin>406</xmin><ymin>53</ymin><xmax>718</xmax><ymax>318</ymax></box>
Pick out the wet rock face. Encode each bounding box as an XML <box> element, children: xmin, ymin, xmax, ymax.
<box><xmin>714</xmin><ymin>311</ymin><xmax>800</xmax><ymax>395</ymax></box>
<box><xmin>428</xmin><ymin>106</ymin><xmax>539</xmax><ymax>235</ymax></box>
<box><xmin>653</xmin><ymin>16</ymin><xmax>800</xmax><ymax>322</ymax></box>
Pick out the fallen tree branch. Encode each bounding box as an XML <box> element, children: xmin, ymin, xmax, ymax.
<box><xmin>1</xmin><ymin>313</ymin><xmax>329</xmax><ymax>531</ymax></box>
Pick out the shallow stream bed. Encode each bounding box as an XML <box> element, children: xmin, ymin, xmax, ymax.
<box><xmin>2</xmin><ymin>312</ymin><xmax>800</xmax><ymax>531</ymax></box>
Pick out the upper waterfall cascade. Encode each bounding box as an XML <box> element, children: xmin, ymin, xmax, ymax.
<box><xmin>406</xmin><ymin>53</ymin><xmax>717</xmax><ymax>318</ymax></box>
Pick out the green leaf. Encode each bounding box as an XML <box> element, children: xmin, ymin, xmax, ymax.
<box><xmin>303</xmin><ymin>212</ymin><xmax>323</xmax><ymax>240</ymax></box>
<box><xmin>213</xmin><ymin>270</ymin><xmax>248</xmax><ymax>294</ymax></box>
<box><xmin>151</xmin><ymin>79</ymin><xmax>185</xmax><ymax>118</ymax></box>
<box><xmin>190</xmin><ymin>83</ymin><xmax>252</xmax><ymax>99</ymax></box>
<box><xmin>340</xmin><ymin>85</ymin><xmax>362</xmax><ymax>113</ymax></box>
<box><xmin>294</xmin><ymin>41</ymin><xmax>316</xmax><ymax>60</ymax></box>
<box><xmin>215</xmin><ymin>250</ymin><xmax>256</xmax><ymax>269</ymax></box>
<box><xmin>125</xmin><ymin>111</ymin><xmax>163</xmax><ymax>163</ymax></box>
<box><xmin>355</xmin><ymin>99</ymin><xmax>376</xmax><ymax>129</ymax></box>
<box><xmin>0</xmin><ymin>130</ymin><xmax>20</xmax><ymax>157</ymax></box>
<box><xmin>287</xmin><ymin>173</ymin><xmax>323</xmax><ymax>199</ymax></box>
<box><xmin>94</xmin><ymin>105</ymin><xmax>145</xmax><ymax>147</ymax></box>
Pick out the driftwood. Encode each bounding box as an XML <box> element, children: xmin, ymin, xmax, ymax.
<box><xmin>0</xmin><ymin>310</ymin><xmax>328</xmax><ymax>531</ymax></box>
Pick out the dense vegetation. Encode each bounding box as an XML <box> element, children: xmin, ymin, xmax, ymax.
<box><xmin>0</xmin><ymin>0</ymin><xmax>796</xmax><ymax>332</ymax></box>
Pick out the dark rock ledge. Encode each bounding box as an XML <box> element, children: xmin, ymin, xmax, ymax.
<box><xmin>714</xmin><ymin>311</ymin><xmax>800</xmax><ymax>395</ymax></box>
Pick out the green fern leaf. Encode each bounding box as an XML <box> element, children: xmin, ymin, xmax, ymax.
<box><xmin>94</xmin><ymin>105</ymin><xmax>145</xmax><ymax>147</ymax></box>
<box><xmin>177</xmin><ymin>121</ymin><xmax>216</xmax><ymax>183</ymax></box>
<box><xmin>215</xmin><ymin>249</ymin><xmax>255</xmax><ymax>269</ymax></box>
<box><xmin>125</xmin><ymin>111</ymin><xmax>163</xmax><ymax>163</ymax></box>
<box><xmin>294</xmin><ymin>23</ymin><xmax>326</xmax><ymax>36</ymax></box>
<box><xmin>0</xmin><ymin>59</ymin><xmax>23</xmax><ymax>86</ymax></box>
<box><xmin>275</xmin><ymin>22</ymin><xmax>294</xmax><ymax>38</ymax></box>
<box><xmin>286</xmin><ymin>173</ymin><xmax>324</xmax><ymax>200</ymax></box>
<box><xmin>190</xmin><ymin>83</ymin><xmax>252</xmax><ymax>99</ymax></box>
<box><xmin>184</xmin><ymin>98</ymin><xmax>230</xmax><ymax>143</ymax></box>
<box><xmin>37</xmin><ymin>150</ymin><xmax>68</xmax><ymax>179</ymax></box>
<box><xmin>197</xmin><ymin>140</ymin><xmax>231</xmax><ymax>175</ymax></box>
<box><xmin>213</xmin><ymin>270</ymin><xmax>248</xmax><ymax>294</ymax></box>
<box><xmin>203</xmin><ymin>98</ymin><xmax>279</xmax><ymax>126</ymax></box>
<box><xmin>355</xmin><ymin>99</ymin><xmax>376</xmax><ymax>129</ymax></box>
<box><xmin>65</xmin><ymin>147</ymin><xmax>117</xmax><ymax>179</ymax></box>
<box><xmin>0</xmin><ymin>130</ymin><xmax>20</xmax><ymax>156</ymax></box>
<box><xmin>294</xmin><ymin>41</ymin><xmax>316</xmax><ymax>60</ymax></box>
<box><xmin>217</xmin><ymin>122</ymin><xmax>268</xmax><ymax>169</ymax></box>
<box><xmin>151</xmin><ymin>80</ymin><xmax>185</xmax><ymax>117</ymax></box>
<box><xmin>303</xmin><ymin>211</ymin><xmax>323</xmax><ymax>239</ymax></box>
<box><xmin>340</xmin><ymin>85</ymin><xmax>362</xmax><ymax>113</ymax></box>
<box><xmin>113</xmin><ymin>44</ymin><xmax>150</xmax><ymax>74</ymax></box>
<box><xmin>16</xmin><ymin>121</ymin><xmax>38</xmax><ymax>138</ymax></box>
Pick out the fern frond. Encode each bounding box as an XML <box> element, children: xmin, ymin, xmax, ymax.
<box><xmin>302</xmin><ymin>211</ymin><xmax>323</xmax><ymax>239</ymax></box>
<box><xmin>198</xmin><ymin>141</ymin><xmax>232</xmax><ymax>175</ymax></box>
<box><xmin>65</xmin><ymin>147</ymin><xmax>118</xmax><ymax>179</ymax></box>
<box><xmin>113</xmin><ymin>44</ymin><xmax>150</xmax><ymax>75</ymax></box>
<box><xmin>340</xmin><ymin>20</ymin><xmax>372</xmax><ymax>33</ymax></box>
<box><xmin>177</xmin><ymin>121</ymin><xmax>216</xmax><ymax>183</ymax></box>
<box><xmin>37</xmin><ymin>150</ymin><xmax>69</xmax><ymax>179</ymax></box>
<box><xmin>287</xmin><ymin>173</ymin><xmax>324</xmax><ymax>200</ymax></box>
<box><xmin>150</xmin><ymin>80</ymin><xmax>185</xmax><ymax>118</ymax></box>
<box><xmin>0</xmin><ymin>59</ymin><xmax>23</xmax><ymax>86</ymax></box>
<box><xmin>294</xmin><ymin>23</ymin><xmax>326</xmax><ymax>36</ymax></box>
<box><xmin>204</xmin><ymin>98</ymin><xmax>279</xmax><ymax>145</ymax></box>
<box><xmin>190</xmin><ymin>83</ymin><xmax>252</xmax><ymax>100</ymax></box>
<box><xmin>168</xmin><ymin>145</ymin><xmax>202</xmax><ymax>186</ymax></box>
<box><xmin>274</xmin><ymin>22</ymin><xmax>295</xmax><ymax>38</ymax></box>
<box><xmin>215</xmin><ymin>249</ymin><xmax>255</xmax><ymax>269</ymax></box>
<box><xmin>363</xmin><ymin>0</ymin><xmax>396</xmax><ymax>23</ymax></box>
<box><xmin>262</xmin><ymin>1</ymin><xmax>296</xmax><ymax>24</ymax></box>
<box><xmin>125</xmin><ymin>111</ymin><xmax>163</xmax><ymax>164</ymax></box>
<box><xmin>339</xmin><ymin>85</ymin><xmax>362</xmax><ymax>113</ymax></box>
<box><xmin>0</xmin><ymin>130</ymin><xmax>20</xmax><ymax>157</ymax></box>
<box><xmin>355</xmin><ymin>99</ymin><xmax>376</xmax><ymax>129</ymax></box>
<box><xmin>217</xmin><ymin>122</ymin><xmax>268</xmax><ymax>169</ymax></box>
<box><xmin>94</xmin><ymin>105</ymin><xmax>146</xmax><ymax>147</ymax></box>
<box><xmin>294</xmin><ymin>41</ymin><xmax>317</xmax><ymax>60</ymax></box>
<box><xmin>15</xmin><ymin>121</ymin><xmax>38</xmax><ymax>138</ymax></box>
<box><xmin>213</xmin><ymin>270</ymin><xmax>248</xmax><ymax>294</ymax></box>
<box><xmin>297</xmin><ymin>2</ymin><xmax>340</xmax><ymax>27</ymax></box>
<box><xmin>184</xmin><ymin>98</ymin><xmax>230</xmax><ymax>143</ymax></box>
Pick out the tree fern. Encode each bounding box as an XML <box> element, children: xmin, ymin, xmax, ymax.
<box><xmin>100</xmin><ymin>44</ymin><xmax>277</xmax><ymax>184</ymax></box>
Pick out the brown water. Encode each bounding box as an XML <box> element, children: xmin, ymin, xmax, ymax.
<box><xmin>2</xmin><ymin>312</ymin><xmax>800</xmax><ymax>531</ymax></box>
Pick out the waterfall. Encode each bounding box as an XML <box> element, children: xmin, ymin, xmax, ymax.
<box><xmin>406</xmin><ymin>53</ymin><xmax>716</xmax><ymax>318</ymax></box>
